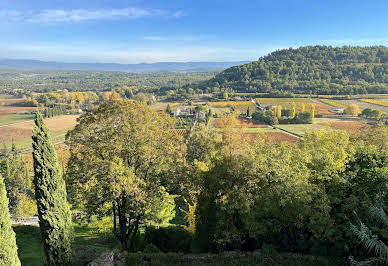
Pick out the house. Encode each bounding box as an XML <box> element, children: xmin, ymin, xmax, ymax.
<box><xmin>330</xmin><ymin>108</ymin><xmax>344</xmax><ymax>114</ymax></box>
<box><xmin>173</xmin><ymin>107</ymin><xmax>192</xmax><ymax>117</ymax></box>
<box><xmin>196</xmin><ymin>111</ymin><xmax>206</xmax><ymax>119</ymax></box>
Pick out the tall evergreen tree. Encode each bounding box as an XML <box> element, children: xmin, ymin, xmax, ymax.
<box><xmin>32</xmin><ymin>112</ymin><xmax>73</xmax><ymax>265</ymax></box>
<box><xmin>0</xmin><ymin>174</ymin><xmax>21</xmax><ymax>266</ymax></box>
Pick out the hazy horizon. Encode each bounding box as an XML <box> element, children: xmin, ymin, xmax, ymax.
<box><xmin>1</xmin><ymin>0</ymin><xmax>388</xmax><ymax>63</ymax></box>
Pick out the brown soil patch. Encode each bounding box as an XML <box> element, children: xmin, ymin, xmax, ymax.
<box><xmin>325</xmin><ymin>121</ymin><xmax>368</xmax><ymax>133</ymax></box>
<box><xmin>310</xmin><ymin>102</ymin><xmax>332</xmax><ymax>115</ymax></box>
<box><xmin>243</xmin><ymin>132</ymin><xmax>299</xmax><ymax>144</ymax></box>
<box><xmin>214</xmin><ymin>118</ymin><xmax>268</xmax><ymax>128</ymax></box>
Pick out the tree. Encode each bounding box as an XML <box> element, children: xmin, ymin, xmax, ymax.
<box><xmin>277</xmin><ymin>105</ymin><xmax>282</xmax><ymax>118</ymax></box>
<box><xmin>0</xmin><ymin>174</ymin><xmax>21</xmax><ymax>266</ymax></box>
<box><xmin>12</xmin><ymin>193</ymin><xmax>37</xmax><ymax>221</ymax></box>
<box><xmin>166</xmin><ymin>104</ymin><xmax>172</xmax><ymax>114</ymax></box>
<box><xmin>66</xmin><ymin>100</ymin><xmax>183</xmax><ymax>251</ymax></box>
<box><xmin>246</xmin><ymin>106</ymin><xmax>251</xmax><ymax>117</ymax></box>
<box><xmin>291</xmin><ymin>102</ymin><xmax>296</xmax><ymax>117</ymax></box>
<box><xmin>32</xmin><ymin>112</ymin><xmax>73</xmax><ymax>265</ymax></box>
<box><xmin>301</xmin><ymin>103</ymin><xmax>306</xmax><ymax>113</ymax></box>
<box><xmin>345</xmin><ymin>104</ymin><xmax>360</xmax><ymax>116</ymax></box>
<box><xmin>310</xmin><ymin>104</ymin><xmax>315</xmax><ymax>119</ymax></box>
<box><xmin>0</xmin><ymin>144</ymin><xmax>32</xmax><ymax>216</ymax></box>
<box><xmin>349</xmin><ymin>194</ymin><xmax>388</xmax><ymax>265</ymax></box>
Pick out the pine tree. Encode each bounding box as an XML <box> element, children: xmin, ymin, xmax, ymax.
<box><xmin>166</xmin><ymin>104</ymin><xmax>172</xmax><ymax>114</ymax></box>
<box><xmin>32</xmin><ymin>112</ymin><xmax>73</xmax><ymax>265</ymax></box>
<box><xmin>0</xmin><ymin>174</ymin><xmax>21</xmax><ymax>266</ymax></box>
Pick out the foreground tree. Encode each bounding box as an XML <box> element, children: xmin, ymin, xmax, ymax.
<box><xmin>32</xmin><ymin>112</ymin><xmax>73</xmax><ymax>265</ymax></box>
<box><xmin>66</xmin><ymin>100</ymin><xmax>183</xmax><ymax>251</ymax></box>
<box><xmin>349</xmin><ymin>194</ymin><xmax>388</xmax><ymax>265</ymax></box>
<box><xmin>0</xmin><ymin>144</ymin><xmax>31</xmax><ymax>216</ymax></box>
<box><xmin>0</xmin><ymin>174</ymin><xmax>21</xmax><ymax>266</ymax></box>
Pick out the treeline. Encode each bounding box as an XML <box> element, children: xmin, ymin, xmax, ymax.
<box><xmin>43</xmin><ymin>106</ymin><xmax>67</xmax><ymax>118</ymax></box>
<box><xmin>252</xmin><ymin>103</ymin><xmax>314</xmax><ymax>125</ymax></box>
<box><xmin>0</xmin><ymin>70</ymin><xmax>216</xmax><ymax>95</ymax></box>
<box><xmin>201</xmin><ymin>45</ymin><xmax>388</xmax><ymax>95</ymax></box>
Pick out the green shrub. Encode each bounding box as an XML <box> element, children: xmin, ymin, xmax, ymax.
<box><xmin>144</xmin><ymin>226</ymin><xmax>193</xmax><ymax>253</ymax></box>
<box><xmin>143</xmin><ymin>243</ymin><xmax>161</xmax><ymax>253</ymax></box>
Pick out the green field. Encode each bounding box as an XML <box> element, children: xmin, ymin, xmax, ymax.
<box><xmin>276</xmin><ymin>123</ymin><xmax>332</xmax><ymax>136</ymax></box>
<box><xmin>0</xmin><ymin>114</ymin><xmax>35</xmax><ymax>126</ymax></box>
<box><xmin>12</xmin><ymin>129</ymin><xmax>69</xmax><ymax>152</ymax></box>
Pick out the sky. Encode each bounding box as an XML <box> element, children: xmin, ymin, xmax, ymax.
<box><xmin>0</xmin><ymin>0</ymin><xmax>388</xmax><ymax>63</ymax></box>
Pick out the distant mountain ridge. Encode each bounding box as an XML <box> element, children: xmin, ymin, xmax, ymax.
<box><xmin>0</xmin><ymin>58</ymin><xmax>250</xmax><ymax>72</ymax></box>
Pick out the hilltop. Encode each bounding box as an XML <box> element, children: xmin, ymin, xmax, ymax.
<box><xmin>203</xmin><ymin>46</ymin><xmax>388</xmax><ymax>95</ymax></box>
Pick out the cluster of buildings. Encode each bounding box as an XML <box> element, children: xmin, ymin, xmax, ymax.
<box><xmin>172</xmin><ymin>107</ymin><xmax>207</xmax><ymax>119</ymax></box>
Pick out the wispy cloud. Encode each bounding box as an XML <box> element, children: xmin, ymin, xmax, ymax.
<box><xmin>0</xmin><ymin>7</ymin><xmax>185</xmax><ymax>23</ymax></box>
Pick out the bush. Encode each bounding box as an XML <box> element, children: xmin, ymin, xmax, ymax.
<box><xmin>143</xmin><ymin>243</ymin><xmax>161</xmax><ymax>253</ymax></box>
<box><xmin>144</xmin><ymin>226</ymin><xmax>193</xmax><ymax>253</ymax></box>
<box><xmin>252</xmin><ymin>110</ymin><xmax>276</xmax><ymax>125</ymax></box>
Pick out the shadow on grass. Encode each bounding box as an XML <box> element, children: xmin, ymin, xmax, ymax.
<box><xmin>14</xmin><ymin>225</ymin><xmax>46</xmax><ymax>266</ymax></box>
<box><xmin>14</xmin><ymin>224</ymin><xmax>121</xmax><ymax>266</ymax></box>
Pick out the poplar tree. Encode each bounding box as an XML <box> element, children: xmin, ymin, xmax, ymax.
<box><xmin>277</xmin><ymin>105</ymin><xmax>282</xmax><ymax>118</ymax></box>
<box><xmin>301</xmin><ymin>103</ymin><xmax>306</xmax><ymax>112</ymax></box>
<box><xmin>291</xmin><ymin>102</ymin><xmax>296</xmax><ymax>117</ymax></box>
<box><xmin>32</xmin><ymin>112</ymin><xmax>73</xmax><ymax>265</ymax></box>
<box><xmin>310</xmin><ymin>104</ymin><xmax>315</xmax><ymax>119</ymax></box>
<box><xmin>0</xmin><ymin>174</ymin><xmax>21</xmax><ymax>266</ymax></box>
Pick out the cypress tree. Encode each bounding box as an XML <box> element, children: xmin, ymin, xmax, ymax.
<box><xmin>32</xmin><ymin>112</ymin><xmax>73</xmax><ymax>265</ymax></box>
<box><xmin>0</xmin><ymin>174</ymin><xmax>21</xmax><ymax>266</ymax></box>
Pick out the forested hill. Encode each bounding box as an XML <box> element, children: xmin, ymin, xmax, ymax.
<box><xmin>204</xmin><ymin>46</ymin><xmax>388</xmax><ymax>95</ymax></box>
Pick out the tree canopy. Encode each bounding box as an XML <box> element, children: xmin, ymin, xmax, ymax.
<box><xmin>203</xmin><ymin>46</ymin><xmax>388</xmax><ymax>95</ymax></box>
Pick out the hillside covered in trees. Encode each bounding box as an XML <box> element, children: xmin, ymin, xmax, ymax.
<box><xmin>203</xmin><ymin>46</ymin><xmax>388</xmax><ymax>95</ymax></box>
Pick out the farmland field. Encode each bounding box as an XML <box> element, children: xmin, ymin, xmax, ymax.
<box><xmin>0</xmin><ymin>113</ymin><xmax>35</xmax><ymax>126</ymax></box>
<box><xmin>338</xmin><ymin>100</ymin><xmax>388</xmax><ymax>113</ymax></box>
<box><xmin>0</xmin><ymin>115</ymin><xmax>79</xmax><ymax>151</ymax></box>
<box><xmin>255</xmin><ymin>98</ymin><xmax>312</xmax><ymax>103</ymax></box>
<box><xmin>276</xmin><ymin>123</ymin><xmax>332</xmax><ymax>136</ymax></box>
<box><xmin>319</xmin><ymin>99</ymin><xmax>347</xmax><ymax>108</ymax></box>
<box><xmin>360</xmin><ymin>99</ymin><xmax>388</xmax><ymax>107</ymax></box>
<box><xmin>243</xmin><ymin>132</ymin><xmax>299</xmax><ymax>144</ymax></box>
<box><xmin>325</xmin><ymin>121</ymin><xmax>368</xmax><ymax>133</ymax></box>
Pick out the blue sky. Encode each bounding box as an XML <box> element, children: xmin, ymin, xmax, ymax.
<box><xmin>0</xmin><ymin>0</ymin><xmax>388</xmax><ymax>63</ymax></box>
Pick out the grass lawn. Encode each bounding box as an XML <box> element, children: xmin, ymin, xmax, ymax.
<box><xmin>14</xmin><ymin>224</ymin><xmax>120</xmax><ymax>266</ymax></box>
<box><xmin>0</xmin><ymin>114</ymin><xmax>35</xmax><ymax>126</ymax></box>
<box><xmin>14</xmin><ymin>225</ymin><xmax>46</xmax><ymax>266</ymax></box>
